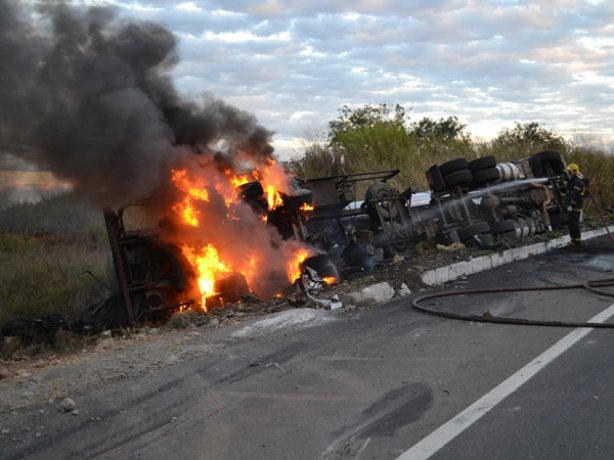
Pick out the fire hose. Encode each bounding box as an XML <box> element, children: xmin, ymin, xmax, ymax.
<box><xmin>413</xmin><ymin>183</ymin><xmax>614</xmax><ymax>327</ymax></box>
<box><xmin>412</xmin><ymin>277</ymin><xmax>614</xmax><ymax>328</ymax></box>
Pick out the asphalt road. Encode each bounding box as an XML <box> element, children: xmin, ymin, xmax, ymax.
<box><xmin>3</xmin><ymin>236</ymin><xmax>614</xmax><ymax>460</ymax></box>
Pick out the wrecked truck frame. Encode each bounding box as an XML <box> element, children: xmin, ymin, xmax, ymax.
<box><xmin>103</xmin><ymin>199</ymin><xmax>196</xmax><ymax>326</ymax></box>
<box><xmin>97</xmin><ymin>150</ymin><xmax>578</xmax><ymax>329</ymax></box>
<box><xmin>417</xmin><ymin>150</ymin><xmax>571</xmax><ymax>246</ymax></box>
<box><xmin>98</xmin><ymin>169</ymin><xmax>418</xmax><ymax>327</ymax></box>
<box><xmin>304</xmin><ymin>169</ymin><xmax>415</xmax><ymax>266</ymax></box>
<box><xmin>300</xmin><ymin>150</ymin><xmax>577</xmax><ymax>280</ymax></box>
<box><xmin>103</xmin><ymin>170</ymin><xmax>418</xmax><ymax>325</ymax></box>
<box><xmin>0</xmin><ymin>150</ymin><xmax>586</xmax><ymax>344</ymax></box>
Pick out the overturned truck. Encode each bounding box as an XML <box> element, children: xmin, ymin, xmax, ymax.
<box><xmin>97</xmin><ymin>150</ymin><xmax>575</xmax><ymax>329</ymax></box>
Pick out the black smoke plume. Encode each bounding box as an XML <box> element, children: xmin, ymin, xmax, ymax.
<box><xmin>0</xmin><ymin>1</ymin><xmax>274</xmax><ymax>204</ymax></box>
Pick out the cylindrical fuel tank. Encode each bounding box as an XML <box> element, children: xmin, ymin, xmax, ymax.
<box><xmin>496</xmin><ymin>162</ymin><xmax>524</xmax><ymax>182</ymax></box>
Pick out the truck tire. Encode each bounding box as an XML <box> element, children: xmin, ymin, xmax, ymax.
<box><xmin>443</xmin><ymin>169</ymin><xmax>473</xmax><ymax>188</ymax></box>
<box><xmin>490</xmin><ymin>219</ymin><xmax>518</xmax><ymax>234</ymax></box>
<box><xmin>515</xmin><ymin>216</ymin><xmax>531</xmax><ymax>238</ymax></box>
<box><xmin>365</xmin><ymin>182</ymin><xmax>399</xmax><ymax>220</ymax></box>
<box><xmin>439</xmin><ymin>158</ymin><xmax>469</xmax><ymax>176</ymax></box>
<box><xmin>529</xmin><ymin>151</ymin><xmax>565</xmax><ymax>177</ymax></box>
<box><xmin>382</xmin><ymin>221</ymin><xmax>412</xmax><ymax>258</ymax></box>
<box><xmin>472</xmin><ymin>167</ymin><xmax>500</xmax><ymax>185</ymax></box>
<box><xmin>458</xmin><ymin>221</ymin><xmax>490</xmax><ymax>241</ymax></box>
<box><xmin>468</xmin><ymin>156</ymin><xmax>497</xmax><ymax>172</ymax></box>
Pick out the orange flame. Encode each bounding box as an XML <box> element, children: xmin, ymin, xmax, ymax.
<box><xmin>323</xmin><ymin>276</ymin><xmax>337</xmax><ymax>285</ymax></box>
<box><xmin>229</xmin><ymin>173</ymin><xmax>252</xmax><ymax>189</ymax></box>
<box><xmin>182</xmin><ymin>244</ymin><xmax>231</xmax><ymax>311</ymax></box>
<box><xmin>174</xmin><ymin>200</ymin><xmax>199</xmax><ymax>227</ymax></box>
<box><xmin>171</xmin><ymin>169</ymin><xmax>210</xmax><ymax>226</ymax></box>
<box><xmin>287</xmin><ymin>247</ymin><xmax>311</xmax><ymax>283</ymax></box>
<box><xmin>264</xmin><ymin>184</ymin><xmax>284</xmax><ymax>210</ymax></box>
<box><xmin>300</xmin><ymin>203</ymin><xmax>314</xmax><ymax>213</ymax></box>
<box><xmin>172</xmin><ymin>169</ymin><xmax>209</xmax><ymax>201</ymax></box>
<box><xmin>169</xmin><ymin>158</ymin><xmax>311</xmax><ymax>308</ymax></box>
<box><xmin>259</xmin><ymin>159</ymin><xmax>292</xmax><ymax>211</ymax></box>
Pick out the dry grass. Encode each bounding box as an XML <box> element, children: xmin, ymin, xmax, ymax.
<box><xmin>566</xmin><ymin>146</ymin><xmax>614</xmax><ymax>212</ymax></box>
<box><xmin>0</xmin><ymin>231</ymin><xmax>108</xmax><ymax>325</ymax></box>
<box><xmin>0</xmin><ymin>194</ymin><xmax>109</xmax><ymax>326</ymax></box>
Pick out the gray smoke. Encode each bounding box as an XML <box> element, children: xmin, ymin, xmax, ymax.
<box><xmin>0</xmin><ymin>1</ymin><xmax>274</xmax><ymax>204</ymax></box>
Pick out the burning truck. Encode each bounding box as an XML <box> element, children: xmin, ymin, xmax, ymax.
<box><xmin>96</xmin><ymin>149</ymin><xmax>574</xmax><ymax>329</ymax></box>
<box><xmin>0</xmin><ymin>1</ymin><xmax>586</xmax><ymax>341</ymax></box>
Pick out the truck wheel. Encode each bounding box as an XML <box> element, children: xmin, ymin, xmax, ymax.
<box><xmin>515</xmin><ymin>216</ymin><xmax>531</xmax><ymax>238</ymax></box>
<box><xmin>365</xmin><ymin>182</ymin><xmax>399</xmax><ymax>220</ymax></box>
<box><xmin>529</xmin><ymin>151</ymin><xmax>565</xmax><ymax>177</ymax></box>
<box><xmin>457</xmin><ymin>221</ymin><xmax>490</xmax><ymax>241</ymax></box>
<box><xmin>472</xmin><ymin>168</ymin><xmax>500</xmax><ymax>185</ymax></box>
<box><xmin>443</xmin><ymin>169</ymin><xmax>473</xmax><ymax>188</ymax></box>
<box><xmin>468</xmin><ymin>156</ymin><xmax>497</xmax><ymax>172</ymax></box>
<box><xmin>439</xmin><ymin>158</ymin><xmax>469</xmax><ymax>176</ymax></box>
<box><xmin>382</xmin><ymin>221</ymin><xmax>412</xmax><ymax>258</ymax></box>
<box><xmin>490</xmin><ymin>219</ymin><xmax>519</xmax><ymax>234</ymax></box>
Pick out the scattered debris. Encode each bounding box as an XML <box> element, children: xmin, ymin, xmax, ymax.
<box><xmin>341</xmin><ymin>282</ymin><xmax>395</xmax><ymax>307</ymax></box>
<box><xmin>167</xmin><ymin>310</ymin><xmax>210</xmax><ymax>329</ymax></box>
<box><xmin>305</xmin><ymin>291</ymin><xmax>343</xmax><ymax>310</ymax></box>
<box><xmin>437</xmin><ymin>243</ymin><xmax>466</xmax><ymax>252</ymax></box>
<box><xmin>391</xmin><ymin>254</ymin><xmax>405</xmax><ymax>264</ymax></box>
<box><xmin>1</xmin><ymin>315</ymin><xmax>69</xmax><ymax>348</ymax></box>
<box><xmin>397</xmin><ymin>283</ymin><xmax>412</xmax><ymax>297</ymax></box>
<box><xmin>60</xmin><ymin>397</ymin><xmax>77</xmax><ymax>413</ymax></box>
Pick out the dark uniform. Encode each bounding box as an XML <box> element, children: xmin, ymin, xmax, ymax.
<box><xmin>564</xmin><ymin>173</ymin><xmax>585</xmax><ymax>245</ymax></box>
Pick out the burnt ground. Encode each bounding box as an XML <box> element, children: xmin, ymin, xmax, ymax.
<box><xmin>0</xmin><ymin>222</ymin><xmax>603</xmax><ymax>417</ymax></box>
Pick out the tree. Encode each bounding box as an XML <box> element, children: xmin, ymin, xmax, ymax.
<box><xmin>328</xmin><ymin>104</ymin><xmax>408</xmax><ymax>146</ymax></box>
<box><xmin>287</xmin><ymin>142</ymin><xmax>344</xmax><ymax>179</ymax></box>
<box><xmin>492</xmin><ymin>122</ymin><xmax>567</xmax><ymax>155</ymax></box>
<box><xmin>409</xmin><ymin>116</ymin><xmax>468</xmax><ymax>143</ymax></box>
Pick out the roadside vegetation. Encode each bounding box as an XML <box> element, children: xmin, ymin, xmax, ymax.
<box><xmin>2</xmin><ymin>103</ymin><xmax>613</xmax><ymax>332</ymax></box>
<box><xmin>0</xmin><ymin>194</ymin><xmax>108</xmax><ymax>327</ymax></box>
<box><xmin>288</xmin><ymin>104</ymin><xmax>614</xmax><ymax>210</ymax></box>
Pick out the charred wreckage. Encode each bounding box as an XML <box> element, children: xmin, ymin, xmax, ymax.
<box><xmin>1</xmin><ymin>150</ymin><xmax>583</xmax><ymax>345</ymax></box>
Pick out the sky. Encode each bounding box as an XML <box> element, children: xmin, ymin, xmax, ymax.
<box><xmin>81</xmin><ymin>0</ymin><xmax>614</xmax><ymax>160</ymax></box>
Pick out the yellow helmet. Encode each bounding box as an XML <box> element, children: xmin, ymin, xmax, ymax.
<box><xmin>567</xmin><ymin>163</ymin><xmax>580</xmax><ymax>174</ymax></box>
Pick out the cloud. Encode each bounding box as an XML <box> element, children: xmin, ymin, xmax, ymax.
<box><xmin>41</xmin><ymin>1</ymin><xmax>614</xmax><ymax>157</ymax></box>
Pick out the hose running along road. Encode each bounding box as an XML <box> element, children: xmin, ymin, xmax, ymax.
<box><xmin>412</xmin><ymin>277</ymin><xmax>614</xmax><ymax>328</ymax></box>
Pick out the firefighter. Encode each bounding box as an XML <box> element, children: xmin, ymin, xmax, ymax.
<box><xmin>564</xmin><ymin>163</ymin><xmax>585</xmax><ymax>246</ymax></box>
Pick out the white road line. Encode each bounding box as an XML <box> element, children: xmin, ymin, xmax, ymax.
<box><xmin>397</xmin><ymin>303</ymin><xmax>614</xmax><ymax>460</ymax></box>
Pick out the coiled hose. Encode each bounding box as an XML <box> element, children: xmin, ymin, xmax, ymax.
<box><xmin>412</xmin><ymin>277</ymin><xmax>614</xmax><ymax>328</ymax></box>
